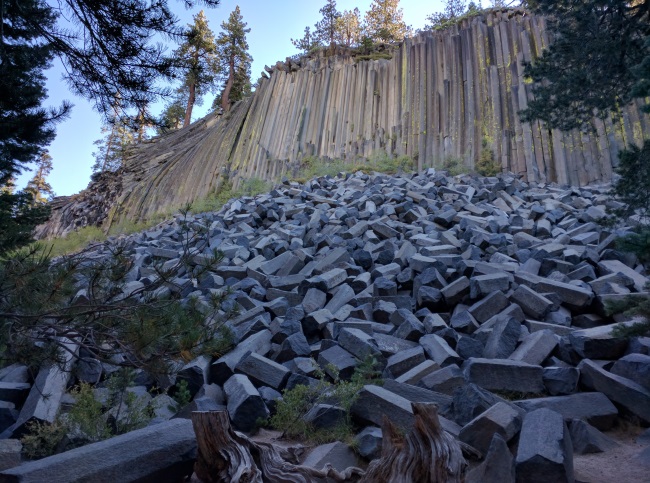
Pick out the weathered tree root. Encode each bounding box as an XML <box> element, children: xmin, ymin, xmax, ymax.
<box><xmin>191</xmin><ymin>402</ymin><xmax>467</xmax><ymax>482</ymax></box>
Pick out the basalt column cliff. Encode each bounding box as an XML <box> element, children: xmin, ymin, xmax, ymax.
<box><xmin>40</xmin><ymin>10</ymin><xmax>649</xmax><ymax>237</ymax></box>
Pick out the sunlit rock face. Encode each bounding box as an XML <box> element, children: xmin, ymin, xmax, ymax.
<box><xmin>38</xmin><ymin>10</ymin><xmax>648</xmax><ymax>237</ymax></box>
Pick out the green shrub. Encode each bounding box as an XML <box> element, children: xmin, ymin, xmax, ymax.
<box><xmin>105</xmin><ymin>369</ymin><xmax>153</xmax><ymax>435</ymax></box>
<box><xmin>356</xmin><ymin>152</ymin><xmax>415</xmax><ymax>174</ymax></box>
<box><xmin>20</xmin><ymin>420</ymin><xmax>68</xmax><ymax>460</ymax></box>
<box><xmin>615</xmin><ymin>227</ymin><xmax>650</xmax><ymax>263</ymax></box>
<box><xmin>436</xmin><ymin>156</ymin><xmax>465</xmax><ymax>176</ymax></box>
<box><xmin>67</xmin><ymin>383</ymin><xmax>112</xmax><ymax>443</ymax></box>
<box><xmin>355</xmin><ymin>52</ymin><xmax>393</xmax><ymax>62</ymax></box>
<box><xmin>20</xmin><ymin>369</ymin><xmax>157</xmax><ymax>460</ymax></box>
<box><xmin>475</xmin><ymin>139</ymin><xmax>500</xmax><ymax>177</ymax></box>
<box><xmin>611</xmin><ymin>140</ymin><xmax>650</xmax><ymax>220</ymax></box>
<box><xmin>267</xmin><ymin>356</ymin><xmax>381</xmax><ymax>444</ymax></box>
<box><xmin>171</xmin><ymin>378</ymin><xmax>192</xmax><ymax>409</ymax></box>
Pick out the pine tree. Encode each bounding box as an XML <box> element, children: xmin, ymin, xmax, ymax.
<box><xmin>519</xmin><ymin>0</ymin><xmax>649</xmax><ymax>131</ymax></box>
<box><xmin>158</xmin><ymin>97</ymin><xmax>187</xmax><ymax>135</ymax></box>
<box><xmin>425</xmin><ymin>0</ymin><xmax>474</xmax><ymax>30</ymax></box>
<box><xmin>364</xmin><ymin>0</ymin><xmax>411</xmax><ymax>42</ymax></box>
<box><xmin>92</xmin><ymin>117</ymin><xmax>135</xmax><ymax>173</ymax></box>
<box><xmin>314</xmin><ymin>0</ymin><xmax>342</xmax><ymax>48</ymax></box>
<box><xmin>216</xmin><ymin>6</ymin><xmax>253</xmax><ymax>113</ymax></box>
<box><xmin>20</xmin><ymin>0</ymin><xmax>221</xmax><ymax>119</ymax></box>
<box><xmin>0</xmin><ymin>0</ymin><xmax>65</xmax><ymax>253</ymax></box>
<box><xmin>291</xmin><ymin>27</ymin><xmax>319</xmax><ymax>54</ymax></box>
<box><xmin>25</xmin><ymin>151</ymin><xmax>55</xmax><ymax>205</ymax></box>
<box><xmin>174</xmin><ymin>11</ymin><xmax>220</xmax><ymax>127</ymax></box>
<box><xmin>335</xmin><ymin>8</ymin><xmax>363</xmax><ymax>47</ymax></box>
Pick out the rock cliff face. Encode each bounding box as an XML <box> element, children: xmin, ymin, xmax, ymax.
<box><xmin>39</xmin><ymin>9</ymin><xmax>648</xmax><ymax>238</ymax></box>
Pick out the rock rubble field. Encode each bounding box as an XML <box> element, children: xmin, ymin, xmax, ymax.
<box><xmin>2</xmin><ymin>168</ymin><xmax>650</xmax><ymax>482</ymax></box>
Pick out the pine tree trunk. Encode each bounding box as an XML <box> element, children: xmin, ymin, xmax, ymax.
<box><xmin>221</xmin><ymin>54</ymin><xmax>235</xmax><ymax>113</ymax></box>
<box><xmin>184</xmin><ymin>82</ymin><xmax>196</xmax><ymax>128</ymax></box>
<box><xmin>190</xmin><ymin>403</ymin><xmax>466</xmax><ymax>483</ymax></box>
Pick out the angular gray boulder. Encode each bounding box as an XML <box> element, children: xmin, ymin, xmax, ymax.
<box><xmin>223</xmin><ymin>374</ymin><xmax>269</xmax><ymax>432</ymax></box>
<box><xmin>515</xmin><ymin>408</ymin><xmax>574</xmax><ymax>483</ymax></box>
<box><xmin>0</xmin><ymin>419</ymin><xmax>196</xmax><ymax>482</ymax></box>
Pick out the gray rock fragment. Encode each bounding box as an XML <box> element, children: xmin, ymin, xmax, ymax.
<box><xmin>515</xmin><ymin>408</ymin><xmax>574</xmax><ymax>483</ymax></box>
<box><xmin>569</xmin><ymin>418</ymin><xmax>618</xmax><ymax>454</ymax></box>
<box><xmin>459</xmin><ymin>402</ymin><xmax>522</xmax><ymax>455</ymax></box>
<box><xmin>464</xmin><ymin>358</ymin><xmax>544</xmax><ymax>394</ymax></box>
<box><xmin>224</xmin><ymin>374</ymin><xmax>269</xmax><ymax>432</ymax></box>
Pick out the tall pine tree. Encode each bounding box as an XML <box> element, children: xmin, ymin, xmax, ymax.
<box><xmin>291</xmin><ymin>27</ymin><xmax>319</xmax><ymax>54</ymax></box>
<box><xmin>0</xmin><ymin>0</ymin><xmax>65</xmax><ymax>253</ymax></box>
<box><xmin>25</xmin><ymin>151</ymin><xmax>55</xmax><ymax>205</ymax></box>
<box><xmin>364</xmin><ymin>0</ymin><xmax>411</xmax><ymax>42</ymax></box>
<box><xmin>174</xmin><ymin>11</ymin><xmax>220</xmax><ymax>127</ymax></box>
<box><xmin>216</xmin><ymin>6</ymin><xmax>253</xmax><ymax>113</ymax></box>
<box><xmin>336</xmin><ymin>8</ymin><xmax>363</xmax><ymax>47</ymax></box>
<box><xmin>314</xmin><ymin>0</ymin><xmax>341</xmax><ymax>49</ymax></box>
<box><xmin>91</xmin><ymin>117</ymin><xmax>135</xmax><ymax>173</ymax></box>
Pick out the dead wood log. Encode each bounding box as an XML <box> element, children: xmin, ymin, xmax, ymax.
<box><xmin>361</xmin><ymin>403</ymin><xmax>467</xmax><ymax>483</ymax></box>
<box><xmin>191</xmin><ymin>411</ymin><xmax>365</xmax><ymax>482</ymax></box>
<box><xmin>190</xmin><ymin>403</ymin><xmax>466</xmax><ymax>483</ymax></box>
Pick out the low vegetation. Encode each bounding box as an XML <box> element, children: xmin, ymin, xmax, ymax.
<box><xmin>475</xmin><ymin>138</ymin><xmax>500</xmax><ymax>177</ymax></box>
<box><xmin>435</xmin><ymin>156</ymin><xmax>466</xmax><ymax>176</ymax></box>
<box><xmin>190</xmin><ymin>177</ymin><xmax>273</xmax><ymax>215</ymax></box>
<box><xmin>21</xmin><ymin>369</ymin><xmax>154</xmax><ymax>459</ymax></box>
<box><xmin>265</xmin><ymin>356</ymin><xmax>381</xmax><ymax>445</ymax></box>
<box><xmin>293</xmin><ymin>152</ymin><xmax>415</xmax><ymax>183</ymax></box>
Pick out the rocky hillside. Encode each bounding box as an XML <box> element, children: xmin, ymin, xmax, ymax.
<box><xmin>3</xmin><ymin>169</ymin><xmax>650</xmax><ymax>481</ymax></box>
<box><xmin>37</xmin><ymin>9</ymin><xmax>649</xmax><ymax>239</ymax></box>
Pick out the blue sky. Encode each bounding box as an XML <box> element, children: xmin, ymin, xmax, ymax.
<box><xmin>19</xmin><ymin>0</ymin><xmax>449</xmax><ymax>196</ymax></box>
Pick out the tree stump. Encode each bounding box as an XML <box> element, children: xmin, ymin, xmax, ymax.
<box><xmin>190</xmin><ymin>403</ymin><xmax>466</xmax><ymax>482</ymax></box>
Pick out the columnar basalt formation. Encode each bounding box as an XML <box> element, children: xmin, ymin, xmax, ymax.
<box><xmin>38</xmin><ymin>9</ymin><xmax>648</xmax><ymax>238</ymax></box>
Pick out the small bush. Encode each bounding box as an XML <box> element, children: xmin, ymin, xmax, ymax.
<box><xmin>436</xmin><ymin>156</ymin><xmax>465</xmax><ymax>176</ymax></box>
<box><xmin>67</xmin><ymin>383</ymin><xmax>111</xmax><ymax>443</ymax></box>
<box><xmin>356</xmin><ymin>152</ymin><xmax>415</xmax><ymax>174</ymax></box>
<box><xmin>20</xmin><ymin>369</ymin><xmax>156</xmax><ymax>460</ymax></box>
<box><xmin>475</xmin><ymin>139</ymin><xmax>500</xmax><ymax>177</ymax></box>
<box><xmin>355</xmin><ymin>52</ymin><xmax>393</xmax><ymax>62</ymax></box>
<box><xmin>20</xmin><ymin>420</ymin><xmax>68</xmax><ymax>460</ymax></box>
<box><xmin>611</xmin><ymin>140</ymin><xmax>650</xmax><ymax>220</ymax></box>
<box><xmin>267</xmin><ymin>356</ymin><xmax>381</xmax><ymax>444</ymax></box>
<box><xmin>615</xmin><ymin>227</ymin><xmax>650</xmax><ymax>263</ymax></box>
<box><xmin>172</xmin><ymin>378</ymin><xmax>192</xmax><ymax>409</ymax></box>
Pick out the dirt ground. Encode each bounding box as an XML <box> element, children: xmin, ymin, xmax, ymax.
<box><xmin>574</xmin><ymin>426</ymin><xmax>650</xmax><ymax>483</ymax></box>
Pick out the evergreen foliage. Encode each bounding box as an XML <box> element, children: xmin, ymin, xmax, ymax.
<box><xmin>364</xmin><ymin>0</ymin><xmax>411</xmax><ymax>42</ymax></box>
<box><xmin>91</xmin><ymin>117</ymin><xmax>135</xmax><ymax>173</ymax></box>
<box><xmin>215</xmin><ymin>6</ymin><xmax>253</xmax><ymax>112</ymax></box>
<box><xmin>610</xmin><ymin>141</ymin><xmax>650</xmax><ymax>220</ymax></box>
<box><xmin>519</xmin><ymin>0</ymin><xmax>650</xmax><ymax>131</ymax></box>
<box><xmin>335</xmin><ymin>8</ymin><xmax>363</xmax><ymax>47</ymax></box>
<box><xmin>425</xmin><ymin>1</ymin><xmax>482</xmax><ymax>30</ymax></box>
<box><xmin>174</xmin><ymin>11</ymin><xmax>220</xmax><ymax>127</ymax></box>
<box><xmin>21</xmin><ymin>0</ymin><xmax>221</xmax><ymax>119</ymax></box>
<box><xmin>314</xmin><ymin>0</ymin><xmax>342</xmax><ymax>48</ymax></box>
<box><xmin>24</xmin><ymin>150</ymin><xmax>55</xmax><ymax>204</ymax></box>
<box><xmin>157</xmin><ymin>97</ymin><xmax>188</xmax><ymax>135</ymax></box>
<box><xmin>0</xmin><ymin>210</ymin><xmax>234</xmax><ymax>375</ymax></box>
<box><xmin>0</xmin><ymin>0</ymin><xmax>66</xmax><ymax>253</ymax></box>
<box><xmin>291</xmin><ymin>26</ymin><xmax>320</xmax><ymax>54</ymax></box>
